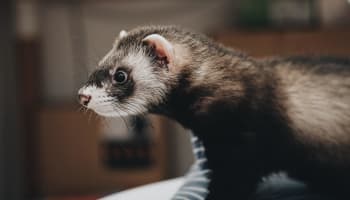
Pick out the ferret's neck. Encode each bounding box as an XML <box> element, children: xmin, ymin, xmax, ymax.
<box><xmin>153</xmin><ymin>52</ymin><xmax>282</xmax><ymax>133</ymax></box>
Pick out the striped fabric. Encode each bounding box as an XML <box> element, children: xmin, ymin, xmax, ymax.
<box><xmin>172</xmin><ymin>134</ymin><xmax>211</xmax><ymax>200</ymax></box>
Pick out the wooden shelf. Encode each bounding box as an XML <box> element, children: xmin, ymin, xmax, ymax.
<box><xmin>215</xmin><ymin>28</ymin><xmax>350</xmax><ymax>57</ymax></box>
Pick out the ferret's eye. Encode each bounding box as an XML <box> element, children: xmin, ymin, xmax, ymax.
<box><xmin>113</xmin><ymin>70</ymin><xmax>128</xmax><ymax>84</ymax></box>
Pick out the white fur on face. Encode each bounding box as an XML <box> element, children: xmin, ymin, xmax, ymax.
<box><xmin>78</xmin><ymin>84</ymin><xmax>129</xmax><ymax>117</ymax></box>
<box><xmin>79</xmin><ymin>48</ymin><xmax>168</xmax><ymax>118</ymax></box>
<box><xmin>79</xmin><ymin>85</ymin><xmax>143</xmax><ymax>117</ymax></box>
<box><xmin>118</xmin><ymin>49</ymin><xmax>168</xmax><ymax>114</ymax></box>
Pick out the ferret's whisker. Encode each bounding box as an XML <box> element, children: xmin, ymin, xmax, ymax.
<box><xmin>80</xmin><ymin>107</ymin><xmax>85</xmax><ymax>112</ymax></box>
<box><xmin>111</xmin><ymin>103</ymin><xmax>131</xmax><ymax>132</ymax></box>
<box><xmin>102</xmin><ymin>117</ymin><xmax>111</xmax><ymax>130</ymax></box>
<box><xmin>88</xmin><ymin>111</ymin><xmax>93</xmax><ymax>124</ymax></box>
<box><xmin>93</xmin><ymin>112</ymin><xmax>100</xmax><ymax>122</ymax></box>
<box><xmin>76</xmin><ymin>105</ymin><xmax>84</xmax><ymax>112</ymax></box>
<box><xmin>125</xmin><ymin>102</ymin><xmax>147</xmax><ymax>118</ymax></box>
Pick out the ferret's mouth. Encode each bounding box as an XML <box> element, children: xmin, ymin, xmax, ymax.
<box><xmin>85</xmin><ymin>98</ymin><xmax>131</xmax><ymax>117</ymax></box>
<box><xmin>90</xmin><ymin>105</ymin><xmax>117</xmax><ymax>117</ymax></box>
<box><xmin>91</xmin><ymin>105</ymin><xmax>130</xmax><ymax>117</ymax></box>
<box><xmin>78</xmin><ymin>85</ymin><xmax>129</xmax><ymax>117</ymax></box>
<box><xmin>78</xmin><ymin>85</ymin><xmax>148</xmax><ymax>117</ymax></box>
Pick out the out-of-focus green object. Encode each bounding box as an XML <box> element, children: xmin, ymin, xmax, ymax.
<box><xmin>237</xmin><ymin>0</ymin><xmax>270</xmax><ymax>28</ymax></box>
<box><xmin>236</xmin><ymin>0</ymin><xmax>319</xmax><ymax>29</ymax></box>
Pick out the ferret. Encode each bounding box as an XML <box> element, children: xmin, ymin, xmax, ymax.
<box><xmin>78</xmin><ymin>25</ymin><xmax>350</xmax><ymax>199</ymax></box>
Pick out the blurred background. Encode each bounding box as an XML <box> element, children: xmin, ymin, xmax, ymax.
<box><xmin>1</xmin><ymin>0</ymin><xmax>350</xmax><ymax>199</ymax></box>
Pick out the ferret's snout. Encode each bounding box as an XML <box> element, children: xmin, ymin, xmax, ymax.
<box><xmin>78</xmin><ymin>94</ymin><xmax>91</xmax><ymax>106</ymax></box>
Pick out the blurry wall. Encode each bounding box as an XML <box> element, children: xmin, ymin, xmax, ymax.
<box><xmin>319</xmin><ymin>0</ymin><xmax>350</xmax><ymax>26</ymax></box>
<box><xmin>38</xmin><ymin>0</ymin><xmax>233</xmax><ymax>102</ymax></box>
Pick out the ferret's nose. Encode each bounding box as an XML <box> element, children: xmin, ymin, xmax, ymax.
<box><xmin>78</xmin><ymin>94</ymin><xmax>91</xmax><ymax>106</ymax></box>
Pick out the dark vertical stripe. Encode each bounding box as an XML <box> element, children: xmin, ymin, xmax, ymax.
<box><xmin>0</xmin><ymin>1</ymin><xmax>24</xmax><ymax>199</ymax></box>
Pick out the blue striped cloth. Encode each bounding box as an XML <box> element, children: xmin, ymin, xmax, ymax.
<box><xmin>171</xmin><ymin>134</ymin><xmax>211</xmax><ymax>200</ymax></box>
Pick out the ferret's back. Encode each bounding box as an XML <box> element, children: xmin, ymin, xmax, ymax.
<box><xmin>275</xmin><ymin>56</ymin><xmax>350</xmax><ymax>148</ymax></box>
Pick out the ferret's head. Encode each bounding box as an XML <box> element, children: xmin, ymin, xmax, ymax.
<box><xmin>78</xmin><ymin>26</ymin><xmax>190</xmax><ymax>117</ymax></box>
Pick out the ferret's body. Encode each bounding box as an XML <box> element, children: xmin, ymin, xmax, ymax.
<box><xmin>155</xmin><ymin>52</ymin><xmax>350</xmax><ymax>199</ymax></box>
<box><xmin>78</xmin><ymin>26</ymin><xmax>350</xmax><ymax>199</ymax></box>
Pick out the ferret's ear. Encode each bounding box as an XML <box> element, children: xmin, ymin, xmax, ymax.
<box><xmin>119</xmin><ymin>30</ymin><xmax>128</xmax><ymax>39</ymax></box>
<box><xmin>114</xmin><ymin>30</ymin><xmax>128</xmax><ymax>44</ymax></box>
<box><xmin>142</xmin><ymin>34</ymin><xmax>175</xmax><ymax>71</ymax></box>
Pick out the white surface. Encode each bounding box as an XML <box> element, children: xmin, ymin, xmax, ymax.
<box><xmin>100</xmin><ymin>177</ymin><xmax>185</xmax><ymax>200</ymax></box>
